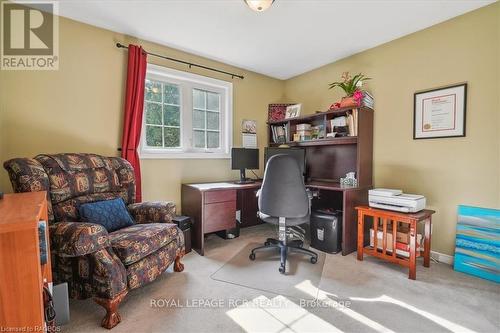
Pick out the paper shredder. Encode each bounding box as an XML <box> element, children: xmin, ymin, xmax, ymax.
<box><xmin>310</xmin><ymin>209</ymin><xmax>342</xmax><ymax>253</ymax></box>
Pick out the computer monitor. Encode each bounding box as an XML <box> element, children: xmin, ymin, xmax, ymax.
<box><xmin>264</xmin><ymin>147</ymin><xmax>306</xmax><ymax>177</ymax></box>
<box><xmin>231</xmin><ymin>148</ymin><xmax>259</xmax><ymax>184</ymax></box>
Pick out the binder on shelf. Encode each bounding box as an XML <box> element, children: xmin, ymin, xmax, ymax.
<box><xmin>271</xmin><ymin>124</ymin><xmax>287</xmax><ymax>143</ymax></box>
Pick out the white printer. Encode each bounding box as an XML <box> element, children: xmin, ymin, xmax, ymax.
<box><xmin>368</xmin><ymin>188</ymin><xmax>426</xmax><ymax>213</ymax></box>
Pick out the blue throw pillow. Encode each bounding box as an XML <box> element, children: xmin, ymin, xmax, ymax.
<box><xmin>79</xmin><ymin>198</ymin><xmax>134</xmax><ymax>232</ymax></box>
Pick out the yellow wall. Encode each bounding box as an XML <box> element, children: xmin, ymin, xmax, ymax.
<box><xmin>284</xmin><ymin>2</ymin><xmax>500</xmax><ymax>255</ymax></box>
<box><xmin>1</xmin><ymin>3</ymin><xmax>498</xmax><ymax>256</ymax></box>
<box><xmin>0</xmin><ymin>15</ymin><xmax>285</xmax><ymax>204</ymax></box>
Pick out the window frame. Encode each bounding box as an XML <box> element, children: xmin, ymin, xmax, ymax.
<box><xmin>143</xmin><ymin>79</ymin><xmax>183</xmax><ymax>150</ymax></box>
<box><xmin>140</xmin><ymin>64</ymin><xmax>233</xmax><ymax>159</ymax></box>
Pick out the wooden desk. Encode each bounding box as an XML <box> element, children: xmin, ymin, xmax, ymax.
<box><xmin>0</xmin><ymin>191</ymin><xmax>52</xmax><ymax>329</ymax></box>
<box><xmin>355</xmin><ymin>206</ymin><xmax>435</xmax><ymax>280</ymax></box>
<box><xmin>182</xmin><ymin>180</ymin><xmax>369</xmax><ymax>256</ymax></box>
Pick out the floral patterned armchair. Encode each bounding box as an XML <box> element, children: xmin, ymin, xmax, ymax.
<box><xmin>4</xmin><ymin>153</ymin><xmax>184</xmax><ymax>329</ymax></box>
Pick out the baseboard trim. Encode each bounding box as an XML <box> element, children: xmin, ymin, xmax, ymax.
<box><xmin>430</xmin><ymin>251</ymin><xmax>454</xmax><ymax>265</ymax></box>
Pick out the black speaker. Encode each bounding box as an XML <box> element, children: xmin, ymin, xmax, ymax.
<box><xmin>172</xmin><ymin>216</ymin><xmax>192</xmax><ymax>231</ymax></box>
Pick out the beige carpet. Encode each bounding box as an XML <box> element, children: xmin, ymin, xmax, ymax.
<box><xmin>211</xmin><ymin>242</ymin><xmax>326</xmax><ymax>300</ymax></box>
<box><xmin>61</xmin><ymin>224</ymin><xmax>500</xmax><ymax>333</ymax></box>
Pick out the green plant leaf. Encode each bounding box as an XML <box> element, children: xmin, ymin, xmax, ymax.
<box><xmin>329</xmin><ymin>72</ymin><xmax>372</xmax><ymax>94</ymax></box>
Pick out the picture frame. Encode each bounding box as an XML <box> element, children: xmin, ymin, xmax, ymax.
<box><xmin>413</xmin><ymin>83</ymin><xmax>467</xmax><ymax>139</ymax></box>
<box><xmin>241</xmin><ymin>119</ymin><xmax>257</xmax><ymax>134</ymax></box>
<box><xmin>268</xmin><ymin>103</ymin><xmax>294</xmax><ymax>122</ymax></box>
<box><xmin>285</xmin><ymin>104</ymin><xmax>302</xmax><ymax>119</ymax></box>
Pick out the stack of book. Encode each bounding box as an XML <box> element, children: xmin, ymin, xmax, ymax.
<box><xmin>369</xmin><ymin>226</ymin><xmax>423</xmax><ymax>258</ymax></box>
<box><xmin>362</xmin><ymin>91</ymin><xmax>374</xmax><ymax>108</ymax></box>
<box><xmin>295</xmin><ymin>123</ymin><xmax>311</xmax><ymax>141</ymax></box>
<box><xmin>270</xmin><ymin>125</ymin><xmax>288</xmax><ymax>143</ymax></box>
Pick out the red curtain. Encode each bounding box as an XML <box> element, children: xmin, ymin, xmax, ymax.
<box><xmin>121</xmin><ymin>44</ymin><xmax>147</xmax><ymax>202</ymax></box>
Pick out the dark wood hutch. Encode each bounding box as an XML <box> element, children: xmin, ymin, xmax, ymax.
<box><xmin>266</xmin><ymin>105</ymin><xmax>374</xmax><ymax>254</ymax></box>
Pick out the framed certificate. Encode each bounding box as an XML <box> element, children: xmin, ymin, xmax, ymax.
<box><xmin>413</xmin><ymin>83</ymin><xmax>467</xmax><ymax>139</ymax></box>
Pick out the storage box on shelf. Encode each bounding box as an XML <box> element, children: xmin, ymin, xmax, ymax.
<box><xmin>369</xmin><ymin>227</ymin><xmax>424</xmax><ymax>258</ymax></box>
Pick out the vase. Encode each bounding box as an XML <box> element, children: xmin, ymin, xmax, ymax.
<box><xmin>340</xmin><ymin>96</ymin><xmax>359</xmax><ymax>108</ymax></box>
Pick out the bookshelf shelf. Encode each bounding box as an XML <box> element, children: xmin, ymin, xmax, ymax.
<box><xmin>267</xmin><ymin>105</ymin><xmax>372</xmax><ymax>125</ymax></box>
<box><xmin>267</xmin><ymin>119</ymin><xmax>289</xmax><ymax>125</ymax></box>
<box><xmin>269</xmin><ymin>136</ymin><xmax>358</xmax><ymax>147</ymax></box>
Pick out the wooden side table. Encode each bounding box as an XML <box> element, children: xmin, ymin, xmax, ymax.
<box><xmin>355</xmin><ymin>206</ymin><xmax>435</xmax><ymax>280</ymax></box>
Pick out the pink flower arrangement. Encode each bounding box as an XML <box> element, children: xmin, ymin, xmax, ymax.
<box><xmin>352</xmin><ymin>90</ymin><xmax>364</xmax><ymax>106</ymax></box>
<box><xmin>328</xmin><ymin>72</ymin><xmax>371</xmax><ymax>109</ymax></box>
<box><xmin>353</xmin><ymin>90</ymin><xmax>363</xmax><ymax>101</ymax></box>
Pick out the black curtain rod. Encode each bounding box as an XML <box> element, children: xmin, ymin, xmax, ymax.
<box><xmin>116</xmin><ymin>43</ymin><xmax>244</xmax><ymax>80</ymax></box>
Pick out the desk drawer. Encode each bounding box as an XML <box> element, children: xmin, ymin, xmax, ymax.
<box><xmin>204</xmin><ymin>201</ymin><xmax>236</xmax><ymax>233</ymax></box>
<box><xmin>204</xmin><ymin>190</ymin><xmax>236</xmax><ymax>204</ymax></box>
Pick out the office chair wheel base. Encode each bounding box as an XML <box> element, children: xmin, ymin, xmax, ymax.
<box><xmin>249</xmin><ymin>253</ymin><xmax>256</xmax><ymax>261</ymax></box>
<box><xmin>279</xmin><ymin>265</ymin><xmax>286</xmax><ymax>274</ymax></box>
<box><xmin>310</xmin><ymin>256</ymin><xmax>318</xmax><ymax>264</ymax></box>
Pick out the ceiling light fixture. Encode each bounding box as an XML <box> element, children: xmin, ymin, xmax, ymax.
<box><xmin>244</xmin><ymin>0</ymin><xmax>275</xmax><ymax>12</ymax></box>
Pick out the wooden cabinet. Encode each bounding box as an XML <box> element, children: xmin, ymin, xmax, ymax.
<box><xmin>181</xmin><ymin>184</ymin><xmax>238</xmax><ymax>255</ymax></box>
<box><xmin>0</xmin><ymin>192</ymin><xmax>52</xmax><ymax>330</ymax></box>
<box><xmin>204</xmin><ymin>190</ymin><xmax>236</xmax><ymax>204</ymax></box>
<box><xmin>181</xmin><ymin>182</ymin><xmax>261</xmax><ymax>255</ymax></box>
<box><xmin>204</xmin><ymin>201</ymin><xmax>236</xmax><ymax>233</ymax></box>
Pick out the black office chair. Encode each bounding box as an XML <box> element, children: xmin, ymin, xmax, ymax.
<box><xmin>249</xmin><ymin>154</ymin><xmax>318</xmax><ymax>274</ymax></box>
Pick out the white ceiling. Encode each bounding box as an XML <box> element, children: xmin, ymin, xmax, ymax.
<box><xmin>53</xmin><ymin>0</ymin><xmax>494</xmax><ymax>79</ymax></box>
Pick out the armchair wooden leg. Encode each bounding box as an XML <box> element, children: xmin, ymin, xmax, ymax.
<box><xmin>174</xmin><ymin>252</ymin><xmax>185</xmax><ymax>272</ymax></box>
<box><xmin>94</xmin><ymin>290</ymin><xmax>128</xmax><ymax>329</ymax></box>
